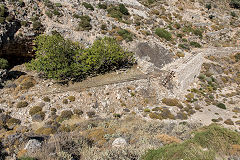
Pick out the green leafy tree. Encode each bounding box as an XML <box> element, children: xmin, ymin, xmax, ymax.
<box><xmin>27</xmin><ymin>35</ymin><xmax>134</xmax><ymax>81</ymax></box>
<box><xmin>27</xmin><ymin>34</ymin><xmax>83</xmax><ymax>80</ymax></box>
<box><xmin>72</xmin><ymin>37</ymin><xmax>134</xmax><ymax>78</ymax></box>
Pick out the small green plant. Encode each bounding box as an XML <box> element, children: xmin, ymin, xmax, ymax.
<box><xmin>101</xmin><ymin>24</ymin><xmax>107</xmax><ymax>30</ymax></box>
<box><xmin>230</xmin><ymin>0</ymin><xmax>240</xmax><ymax>9</ymax></box>
<box><xmin>67</xmin><ymin>96</ymin><xmax>75</xmax><ymax>102</ymax></box>
<box><xmin>55</xmin><ymin>3</ymin><xmax>62</xmax><ymax>7</ymax></box>
<box><xmin>98</xmin><ymin>3</ymin><xmax>107</xmax><ymax>9</ymax></box>
<box><xmin>190</xmin><ymin>41</ymin><xmax>201</xmax><ymax>48</ymax></box>
<box><xmin>20</xmin><ymin>21</ymin><xmax>28</xmax><ymax>27</ymax></box>
<box><xmin>0</xmin><ymin>58</ymin><xmax>8</xmax><ymax>69</ymax></box>
<box><xmin>119</xmin><ymin>4</ymin><xmax>129</xmax><ymax>15</ymax></box>
<box><xmin>178</xmin><ymin>43</ymin><xmax>189</xmax><ymax>50</ymax></box>
<box><xmin>231</xmin><ymin>11</ymin><xmax>237</xmax><ymax>17</ymax></box>
<box><xmin>78</xmin><ymin>15</ymin><xmax>92</xmax><ymax>31</ymax></box>
<box><xmin>16</xmin><ymin>101</ymin><xmax>28</xmax><ymax>108</ymax></box>
<box><xmin>142</xmin><ymin>124</ymin><xmax>240</xmax><ymax>160</ymax></box>
<box><xmin>29</xmin><ymin>106</ymin><xmax>42</xmax><ymax>116</ymax></box>
<box><xmin>32</xmin><ymin>21</ymin><xmax>42</xmax><ymax>30</ymax></box>
<box><xmin>82</xmin><ymin>2</ymin><xmax>94</xmax><ymax>10</ymax></box>
<box><xmin>117</xmin><ymin>29</ymin><xmax>133</xmax><ymax>42</ymax></box>
<box><xmin>144</xmin><ymin>108</ymin><xmax>151</xmax><ymax>112</ymax></box>
<box><xmin>162</xmin><ymin>98</ymin><xmax>180</xmax><ymax>106</ymax></box>
<box><xmin>155</xmin><ymin>28</ymin><xmax>172</xmax><ymax>41</ymax></box>
<box><xmin>107</xmin><ymin>6</ymin><xmax>123</xmax><ymax>20</ymax></box>
<box><xmin>43</xmin><ymin>96</ymin><xmax>51</xmax><ymax>102</ymax></box>
<box><xmin>216</xmin><ymin>103</ymin><xmax>226</xmax><ymax>109</ymax></box>
<box><xmin>53</xmin><ymin>9</ymin><xmax>61</xmax><ymax>16</ymax></box>
<box><xmin>0</xmin><ymin>4</ymin><xmax>6</xmax><ymax>17</ymax></box>
<box><xmin>205</xmin><ymin>3</ymin><xmax>212</xmax><ymax>10</ymax></box>
<box><xmin>234</xmin><ymin>52</ymin><xmax>240</xmax><ymax>62</ymax></box>
<box><xmin>0</xmin><ymin>17</ymin><xmax>5</xmax><ymax>23</ymax></box>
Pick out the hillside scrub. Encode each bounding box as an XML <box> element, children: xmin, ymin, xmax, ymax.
<box><xmin>155</xmin><ymin>28</ymin><xmax>172</xmax><ymax>41</ymax></box>
<box><xmin>142</xmin><ymin>124</ymin><xmax>240</xmax><ymax>160</ymax></box>
<box><xmin>0</xmin><ymin>58</ymin><xmax>8</xmax><ymax>69</ymax></box>
<box><xmin>27</xmin><ymin>35</ymin><xmax>134</xmax><ymax>80</ymax></box>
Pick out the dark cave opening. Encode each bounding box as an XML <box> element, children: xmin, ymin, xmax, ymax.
<box><xmin>0</xmin><ymin>39</ymin><xmax>35</xmax><ymax>68</ymax></box>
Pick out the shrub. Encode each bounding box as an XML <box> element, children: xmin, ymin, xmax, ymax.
<box><xmin>216</xmin><ymin>103</ymin><xmax>226</xmax><ymax>109</ymax></box>
<box><xmin>0</xmin><ymin>17</ymin><xmax>5</xmax><ymax>23</ymax></box>
<box><xmin>20</xmin><ymin>21</ymin><xmax>28</xmax><ymax>27</ymax></box>
<box><xmin>234</xmin><ymin>52</ymin><xmax>240</xmax><ymax>62</ymax></box>
<box><xmin>53</xmin><ymin>9</ymin><xmax>61</xmax><ymax>16</ymax></box>
<box><xmin>190</xmin><ymin>41</ymin><xmax>201</xmax><ymax>48</ymax></box>
<box><xmin>32</xmin><ymin>21</ymin><xmax>42</xmax><ymax>30</ymax></box>
<box><xmin>100</xmin><ymin>24</ymin><xmax>107</xmax><ymax>30</ymax></box>
<box><xmin>16</xmin><ymin>101</ymin><xmax>28</xmax><ymax>108</ymax></box>
<box><xmin>78</xmin><ymin>15</ymin><xmax>92</xmax><ymax>31</ymax></box>
<box><xmin>155</xmin><ymin>28</ymin><xmax>172</xmax><ymax>41</ymax></box>
<box><xmin>27</xmin><ymin>34</ymin><xmax>83</xmax><ymax>80</ymax></box>
<box><xmin>67</xmin><ymin>96</ymin><xmax>75</xmax><ymax>102</ymax></box>
<box><xmin>193</xmin><ymin>29</ymin><xmax>203</xmax><ymax>38</ymax></box>
<box><xmin>142</xmin><ymin>124</ymin><xmax>240</xmax><ymax>160</ymax></box>
<box><xmin>27</xmin><ymin>35</ymin><xmax>134</xmax><ymax>80</ymax></box>
<box><xmin>82</xmin><ymin>2</ymin><xmax>94</xmax><ymax>10</ymax></box>
<box><xmin>162</xmin><ymin>98</ymin><xmax>180</xmax><ymax>106</ymax></box>
<box><xmin>43</xmin><ymin>96</ymin><xmax>50</xmax><ymax>102</ymax></box>
<box><xmin>56</xmin><ymin>110</ymin><xmax>73</xmax><ymax>122</ymax></box>
<box><xmin>29</xmin><ymin>106</ymin><xmax>42</xmax><ymax>116</ymax></box>
<box><xmin>231</xmin><ymin>11</ymin><xmax>237</xmax><ymax>17</ymax></box>
<box><xmin>230</xmin><ymin>0</ymin><xmax>240</xmax><ymax>9</ymax></box>
<box><xmin>72</xmin><ymin>37</ymin><xmax>134</xmax><ymax>77</ymax></box>
<box><xmin>0</xmin><ymin>58</ymin><xmax>8</xmax><ymax>69</ymax></box>
<box><xmin>178</xmin><ymin>43</ymin><xmax>189</xmax><ymax>50</ymax></box>
<box><xmin>55</xmin><ymin>3</ymin><xmax>62</xmax><ymax>7</ymax></box>
<box><xmin>0</xmin><ymin>4</ymin><xmax>6</xmax><ymax>17</ymax></box>
<box><xmin>117</xmin><ymin>29</ymin><xmax>133</xmax><ymax>42</ymax></box>
<box><xmin>205</xmin><ymin>4</ymin><xmax>212</xmax><ymax>10</ymax></box>
<box><xmin>107</xmin><ymin>6</ymin><xmax>123</xmax><ymax>20</ymax></box>
<box><xmin>119</xmin><ymin>4</ymin><xmax>129</xmax><ymax>15</ymax></box>
<box><xmin>98</xmin><ymin>3</ymin><xmax>107</xmax><ymax>9</ymax></box>
<box><xmin>6</xmin><ymin>16</ymin><xmax>13</xmax><ymax>22</ymax></box>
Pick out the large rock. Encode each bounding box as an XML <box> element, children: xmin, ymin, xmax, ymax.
<box><xmin>24</xmin><ymin>139</ymin><xmax>42</xmax><ymax>153</ymax></box>
<box><xmin>135</xmin><ymin>42</ymin><xmax>173</xmax><ymax>72</ymax></box>
<box><xmin>112</xmin><ymin>137</ymin><xmax>127</xmax><ymax>147</ymax></box>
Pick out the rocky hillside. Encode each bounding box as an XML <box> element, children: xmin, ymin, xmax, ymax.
<box><xmin>0</xmin><ymin>0</ymin><xmax>240</xmax><ymax>159</ymax></box>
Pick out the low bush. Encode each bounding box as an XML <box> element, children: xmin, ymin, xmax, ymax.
<box><xmin>98</xmin><ymin>3</ymin><xmax>107</xmax><ymax>9</ymax></box>
<box><xmin>190</xmin><ymin>41</ymin><xmax>201</xmax><ymax>48</ymax></box>
<box><xmin>0</xmin><ymin>58</ymin><xmax>8</xmax><ymax>69</ymax></box>
<box><xmin>142</xmin><ymin>124</ymin><xmax>240</xmax><ymax>160</ymax></box>
<box><xmin>16</xmin><ymin>101</ymin><xmax>28</xmax><ymax>108</ymax></box>
<box><xmin>162</xmin><ymin>98</ymin><xmax>180</xmax><ymax>106</ymax></box>
<box><xmin>78</xmin><ymin>15</ymin><xmax>92</xmax><ymax>31</ymax></box>
<box><xmin>0</xmin><ymin>17</ymin><xmax>5</xmax><ymax>23</ymax></box>
<box><xmin>230</xmin><ymin>0</ymin><xmax>240</xmax><ymax>9</ymax></box>
<box><xmin>107</xmin><ymin>4</ymin><xmax>129</xmax><ymax>21</ymax></box>
<box><xmin>117</xmin><ymin>29</ymin><xmax>133</xmax><ymax>42</ymax></box>
<box><xmin>234</xmin><ymin>52</ymin><xmax>240</xmax><ymax>62</ymax></box>
<box><xmin>155</xmin><ymin>28</ymin><xmax>172</xmax><ymax>41</ymax></box>
<box><xmin>82</xmin><ymin>2</ymin><xmax>94</xmax><ymax>10</ymax></box>
<box><xmin>29</xmin><ymin>106</ymin><xmax>42</xmax><ymax>116</ymax></box>
<box><xmin>119</xmin><ymin>4</ymin><xmax>129</xmax><ymax>15</ymax></box>
<box><xmin>216</xmin><ymin>103</ymin><xmax>226</xmax><ymax>109</ymax></box>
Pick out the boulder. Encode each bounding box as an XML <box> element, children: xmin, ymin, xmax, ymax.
<box><xmin>112</xmin><ymin>137</ymin><xmax>127</xmax><ymax>147</ymax></box>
